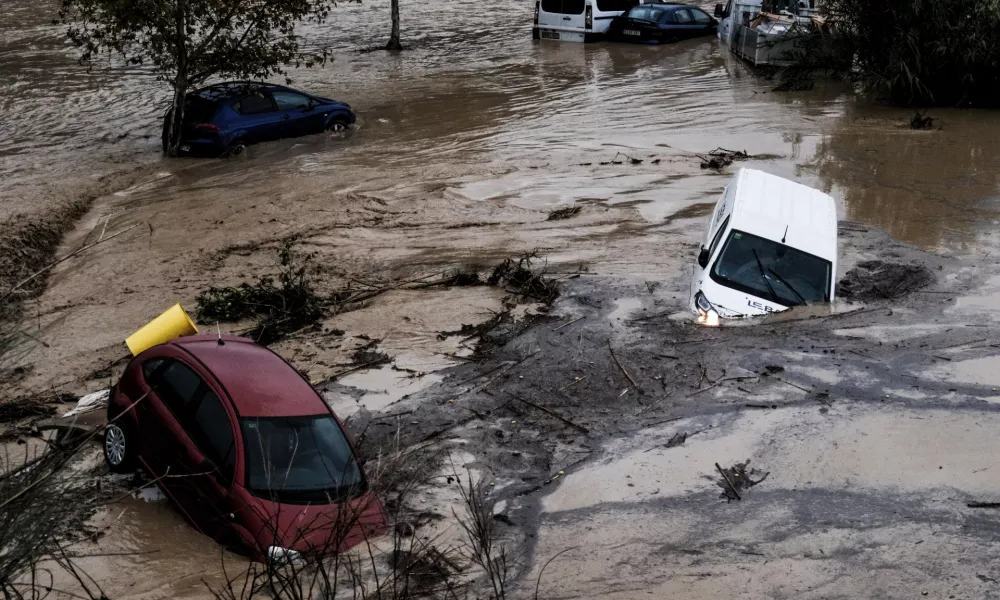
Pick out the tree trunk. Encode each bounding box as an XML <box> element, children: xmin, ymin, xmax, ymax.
<box><xmin>166</xmin><ymin>0</ymin><xmax>188</xmax><ymax>156</ymax></box>
<box><xmin>165</xmin><ymin>80</ymin><xmax>186</xmax><ymax>157</ymax></box>
<box><xmin>386</xmin><ymin>0</ymin><xmax>402</xmax><ymax>50</ymax></box>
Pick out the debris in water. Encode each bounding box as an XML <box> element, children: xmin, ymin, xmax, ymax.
<box><xmin>715</xmin><ymin>459</ymin><xmax>769</xmax><ymax>502</ymax></box>
<box><xmin>967</xmin><ymin>501</ymin><xmax>1000</xmax><ymax>509</ymax></box>
<box><xmin>910</xmin><ymin>111</ymin><xmax>935</xmax><ymax>130</ymax></box>
<box><xmin>62</xmin><ymin>389</ymin><xmax>109</xmax><ymax>418</ymax></box>
<box><xmin>600</xmin><ymin>151</ymin><xmax>643</xmax><ymax>166</ymax></box>
<box><xmin>196</xmin><ymin>238</ymin><xmax>324</xmax><ymax>345</ymax></box>
<box><xmin>697</xmin><ymin>148</ymin><xmax>750</xmax><ymax>170</ymax></box>
<box><xmin>665</xmin><ymin>431</ymin><xmax>688</xmax><ymax>448</ymax></box>
<box><xmin>547</xmin><ymin>206</ymin><xmax>582</xmax><ymax>221</ymax></box>
<box><xmin>838</xmin><ymin>260</ymin><xmax>933</xmax><ymax>301</ymax></box>
<box><xmin>487</xmin><ymin>252</ymin><xmax>560</xmax><ymax>304</ymax></box>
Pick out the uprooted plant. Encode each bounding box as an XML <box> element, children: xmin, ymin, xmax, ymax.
<box><xmin>197</xmin><ymin>238</ymin><xmax>326</xmax><ymax>345</ymax></box>
<box><xmin>487</xmin><ymin>252</ymin><xmax>560</xmax><ymax>306</ymax></box>
<box><xmin>454</xmin><ymin>473</ymin><xmax>514</xmax><ymax>600</ymax></box>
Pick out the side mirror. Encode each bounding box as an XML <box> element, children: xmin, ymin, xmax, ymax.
<box><xmin>714</xmin><ymin>3</ymin><xmax>724</xmax><ymax>17</ymax></box>
<box><xmin>698</xmin><ymin>247</ymin><xmax>710</xmax><ymax>268</ymax></box>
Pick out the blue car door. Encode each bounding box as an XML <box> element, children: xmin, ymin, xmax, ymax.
<box><xmin>231</xmin><ymin>91</ymin><xmax>282</xmax><ymax>143</ymax></box>
<box><xmin>688</xmin><ymin>7</ymin><xmax>718</xmax><ymax>37</ymax></box>
<box><xmin>671</xmin><ymin>8</ymin><xmax>701</xmax><ymax>38</ymax></box>
<box><xmin>270</xmin><ymin>89</ymin><xmax>325</xmax><ymax>138</ymax></box>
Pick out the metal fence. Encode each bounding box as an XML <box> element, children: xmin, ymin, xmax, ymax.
<box><xmin>730</xmin><ymin>25</ymin><xmax>807</xmax><ymax>66</ymax></box>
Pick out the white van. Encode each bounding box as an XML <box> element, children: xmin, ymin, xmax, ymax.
<box><xmin>689</xmin><ymin>168</ymin><xmax>837</xmax><ymax>324</ymax></box>
<box><xmin>712</xmin><ymin>0</ymin><xmax>762</xmax><ymax>45</ymax></box>
<box><xmin>533</xmin><ymin>0</ymin><xmax>638</xmax><ymax>42</ymax></box>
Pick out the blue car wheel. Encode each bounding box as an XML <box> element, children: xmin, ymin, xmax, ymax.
<box><xmin>326</xmin><ymin>116</ymin><xmax>351</xmax><ymax>133</ymax></box>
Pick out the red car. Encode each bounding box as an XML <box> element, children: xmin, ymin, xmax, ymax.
<box><xmin>103</xmin><ymin>334</ymin><xmax>386</xmax><ymax>562</ymax></box>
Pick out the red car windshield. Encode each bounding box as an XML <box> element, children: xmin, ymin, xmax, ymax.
<box><xmin>241</xmin><ymin>416</ymin><xmax>365</xmax><ymax>504</ymax></box>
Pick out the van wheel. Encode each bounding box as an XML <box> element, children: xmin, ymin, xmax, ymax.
<box><xmin>326</xmin><ymin>117</ymin><xmax>350</xmax><ymax>133</ymax></box>
<box><xmin>104</xmin><ymin>421</ymin><xmax>136</xmax><ymax>473</ymax></box>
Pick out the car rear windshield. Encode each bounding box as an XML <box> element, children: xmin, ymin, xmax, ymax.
<box><xmin>627</xmin><ymin>6</ymin><xmax>665</xmax><ymax>20</ymax></box>
<box><xmin>541</xmin><ymin>0</ymin><xmax>585</xmax><ymax>15</ymax></box>
<box><xmin>710</xmin><ymin>229</ymin><xmax>831</xmax><ymax>307</ymax></box>
<box><xmin>183</xmin><ymin>96</ymin><xmax>220</xmax><ymax>125</ymax></box>
<box><xmin>241</xmin><ymin>416</ymin><xmax>365</xmax><ymax>504</ymax></box>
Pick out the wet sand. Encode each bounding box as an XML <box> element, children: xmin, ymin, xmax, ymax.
<box><xmin>6</xmin><ymin>0</ymin><xmax>1000</xmax><ymax>597</ymax></box>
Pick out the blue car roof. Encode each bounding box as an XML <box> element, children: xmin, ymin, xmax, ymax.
<box><xmin>194</xmin><ymin>81</ymin><xmax>306</xmax><ymax>102</ymax></box>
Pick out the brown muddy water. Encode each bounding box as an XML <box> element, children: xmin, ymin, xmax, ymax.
<box><xmin>7</xmin><ymin>0</ymin><xmax>1000</xmax><ymax>597</ymax></box>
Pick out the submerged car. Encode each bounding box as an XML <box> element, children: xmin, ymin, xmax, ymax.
<box><xmin>161</xmin><ymin>81</ymin><xmax>356</xmax><ymax>157</ymax></box>
<box><xmin>689</xmin><ymin>168</ymin><xmax>837</xmax><ymax>323</ymax></box>
<box><xmin>103</xmin><ymin>334</ymin><xmax>386</xmax><ymax>561</ymax></box>
<box><xmin>607</xmin><ymin>2</ymin><xmax>718</xmax><ymax>43</ymax></box>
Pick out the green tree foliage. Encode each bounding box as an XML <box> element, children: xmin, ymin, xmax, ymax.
<box><xmin>58</xmin><ymin>0</ymin><xmax>338</xmax><ymax>155</ymax></box>
<box><xmin>824</xmin><ymin>0</ymin><xmax>1000</xmax><ymax>106</ymax></box>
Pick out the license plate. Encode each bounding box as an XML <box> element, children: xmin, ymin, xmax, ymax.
<box><xmin>541</xmin><ymin>30</ymin><xmax>560</xmax><ymax>39</ymax></box>
<box><xmin>624</xmin><ymin>29</ymin><xmax>641</xmax><ymax>36</ymax></box>
<box><xmin>180</xmin><ymin>144</ymin><xmax>191</xmax><ymax>152</ymax></box>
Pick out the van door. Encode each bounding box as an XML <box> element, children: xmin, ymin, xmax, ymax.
<box><xmin>537</xmin><ymin>0</ymin><xmax>587</xmax><ymax>40</ymax></box>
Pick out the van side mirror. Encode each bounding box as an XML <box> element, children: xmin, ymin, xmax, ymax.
<box><xmin>714</xmin><ymin>3</ymin><xmax>724</xmax><ymax>17</ymax></box>
<box><xmin>698</xmin><ymin>247</ymin><xmax>710</xmax><ymax>268</ymax></box>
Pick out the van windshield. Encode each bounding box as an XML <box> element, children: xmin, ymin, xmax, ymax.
<box><xmin>711</xmin><ymin>229</ymin><xmax>831</xmax><ymax>306</ymax></box>
<box><xmin>241</xmin><ymin>416</ymin><xmax>365</xmax><ymax>504</ymax></box>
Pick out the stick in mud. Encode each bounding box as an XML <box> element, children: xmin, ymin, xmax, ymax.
<box><xmin>511</xmin><ymin>394</ymin><xmax>589</xmax><ymax>434</ymax></box>
<box><xmin>608</xmin><ymin>340</ymin><xmax>641</xmax><ymax>393</ymax></box>
<box><xmin>715</xmin><ymin>462</ymin><xmax>741</xmax><ymax>501</ymax></box>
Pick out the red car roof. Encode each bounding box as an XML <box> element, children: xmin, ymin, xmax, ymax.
<box><xmin>172</xmin><ymin>335</ymin><xmax>329</xmax><ymax>418</ymax></box>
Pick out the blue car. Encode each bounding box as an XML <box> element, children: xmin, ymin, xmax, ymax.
<box><xmin>162</xmin><ymin>82</ymin><xmax>356</xmax><ymax>157</ymax></box>
<box><xmin>607</xmin><ymin>3</ymin><xmax>717</xmax><ymax>44</ymax></box>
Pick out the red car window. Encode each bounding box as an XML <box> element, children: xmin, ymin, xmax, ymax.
<box><xmin>189</xmin><ymin>389</ymin><xmax>237</xmax><ymax>482</ymax></box>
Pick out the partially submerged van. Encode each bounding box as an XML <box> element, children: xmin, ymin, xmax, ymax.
<box><xmin>533</xmin><ymin>0</ymin><xmax>638</xmax><ymax>42</ymax></box>
<box><xmin>689</xmin><ymin>168</ymin><xmax>837</xmax><ymax>324</ymax></box>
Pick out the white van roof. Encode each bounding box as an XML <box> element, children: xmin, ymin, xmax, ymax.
<box><xmin>730</xmin><ymin>168</ymin><xmax>837</xmax><ymax>262</ymax></box>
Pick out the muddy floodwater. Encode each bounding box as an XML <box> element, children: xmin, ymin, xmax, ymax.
<box><xmin>7</xmin><ymin>0</ymin><xmax>1000</xmax><ymax>597</ymax></box>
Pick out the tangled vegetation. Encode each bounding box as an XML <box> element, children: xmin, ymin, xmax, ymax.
<box><xmin>196</xmin><ymin>239</ymin><xmax>326</xmax><ymax>344</ymax></box>
<box><xmin>805</xmin><ymin>0</ymin><xmax>1000</xmax><ymax>106</ymax></box>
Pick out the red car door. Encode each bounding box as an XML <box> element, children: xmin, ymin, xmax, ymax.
<box><xmin>139</xmin><ymin>357</ymin><xmax>238</xmax><ymax>539</ymax></box>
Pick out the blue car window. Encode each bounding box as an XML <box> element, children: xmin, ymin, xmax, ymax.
<box><xmin>272</xmin><ymin>90</ymin><xmax>312</xmax><ymax>111</ymax></box>
<box><xmin>674</xmin><ymin>8</ymin><xmax>694</xmax><ymax>23</ymax></box>
<box><xmin>628</xmin><ymin>6</ymin><xmax>650</xmax><ymax>19</ymax></box>
<box><xmin>691</xmin><ymin>8</ymin><xmax>713</xmax><ymax>24</ymax></box>
<box><xmin>235</xmin><ymin>93</ymin><xmax>275</xmax><ymax>115</ymax></box>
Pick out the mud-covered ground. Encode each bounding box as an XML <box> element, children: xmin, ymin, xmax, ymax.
<box><xmin>6</xmin><ymin>0</ymin><xmax>1000</xmax><ymax>596</ymax></box>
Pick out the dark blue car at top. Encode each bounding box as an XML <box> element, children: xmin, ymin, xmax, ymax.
<box><xmin>163</xmin><ymin>82</ymin><xmax>356</xmax><ymax>157</ymax></box>
<box><xmin>606</xmin><ymin>2</ymin><xmax>718</xmax><ymax>44</ymax></box>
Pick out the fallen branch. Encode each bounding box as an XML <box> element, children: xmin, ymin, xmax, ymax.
<box><xmin>608</xmin><ymin>341</ymin><xmax>641</xmax><ymax>393</ymax></box>
<box><xmin>557</xmin><ymin>376</ymin><xmax>587</xmax><ymax>392</ymax></box>
<box><xmin>715</xmin><ymin>462</ymin><xmax>741</xmax><ymax>501</ymax></box>
<box><xmin>512</xmin><ymin>395</ymin><xmax>589</xmax><ymax>434</ymax></box>
<box><xmin>554</xmin><ymin>316</ymin><xmax>585</xmax><ymax>331</ymax></box>
<box><xmin>328</xmin><ymin>359</ymin><xmax>387</xmax><ymax>381</ymax></box>
<box><xmin>968</xmin><ymin>502</ymin><xmax>1000</xmax><ymax>508</ymax></box>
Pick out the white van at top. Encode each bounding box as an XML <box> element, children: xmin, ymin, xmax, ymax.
<box><xmin>533</xmin><ymin>0</ymin><xmax>638</xmax><ymax>42</ymax></box>
<box><xmin>689</xmin><ymin>168</ymin><xmax>837</xmax><ymax>324</ymax></box>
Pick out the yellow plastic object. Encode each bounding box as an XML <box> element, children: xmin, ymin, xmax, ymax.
<box><xmin>125</xmin><ymin>303</ymin><xmax>198</xmax><ymax>356</ymax></box>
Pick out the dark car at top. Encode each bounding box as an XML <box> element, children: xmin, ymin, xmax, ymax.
<box><xmin>606</xmin><ymin>3</ymin><xmax>718</xmax><ymax>43</ymax></box>
<box><xmin>163</xmin><ymin>81</ymin><xmax>356</xmax><ymax>157</ymax></box>
<box><xmin>103</xmin><ymin>334</ymin><xmax>386</xmax><ymax>562</ymax></box>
